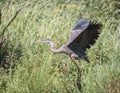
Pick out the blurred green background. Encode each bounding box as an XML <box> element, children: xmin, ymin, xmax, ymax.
<box><xmin>0</xmin><ymin>0</ymin><xmax>120</xmax><ymax>93</ymax></box>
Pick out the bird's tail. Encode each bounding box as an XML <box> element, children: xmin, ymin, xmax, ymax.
<box><xmin>78</xmin><ymin>51</ymin><xmax>90</xmax><ymax>63</ymax></box>
<box><xmin>82</xmin><ymin>56</ymin><xmax>90</xmax><ymax>63</ymax></box>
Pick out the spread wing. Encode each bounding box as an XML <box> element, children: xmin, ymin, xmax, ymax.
<box><xmin>68</xmin><ymin>21</ymin><xmax>102</xmax><ymax>61</ymax></box>
<box><xmin>67</xmin><ymin>19</ymin><xmax>90</xmax><ymax>44</ymax></box>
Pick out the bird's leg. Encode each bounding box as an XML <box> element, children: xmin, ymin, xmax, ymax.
<box><xmin>0</xmin><ymin>36</ymin><xmax>4</xmax><ymax>48</ymax></box>
<box><xmin>70</xmin><ymin>54</ymin><xmax>82</xmax><ymax>91</ymax></box>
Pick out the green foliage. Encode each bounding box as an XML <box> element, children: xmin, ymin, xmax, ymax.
<box><xmin>0</xmin><ymin>0</ymin><xmax>120</xmax><ymax>93</ymax></box>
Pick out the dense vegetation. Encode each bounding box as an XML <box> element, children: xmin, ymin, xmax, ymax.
<box><xmin>0</xmin><ymin>0</ymin><xmax>120</xmax><ymax>93</ymax></box>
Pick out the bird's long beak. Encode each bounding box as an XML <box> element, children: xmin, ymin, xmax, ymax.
<box><xmin>36</xmin><ymin>40</ymin><xmax>43</xmax><ymax>43</ymax></box>
<box><xmin>36</xmin><ymin>39</ymin><xmax>52</xmax><ymax>43</ymax></box>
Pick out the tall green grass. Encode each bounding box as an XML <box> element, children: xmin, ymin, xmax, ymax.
<box><xmin>0</xmin><ymin>0</ymin><xmax>120</xmax><ymax>93</ymax></box>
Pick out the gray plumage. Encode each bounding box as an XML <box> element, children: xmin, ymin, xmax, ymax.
<box><xmin>42</xmin><ymin>19</ymin><xmax>102</xmax><ymax>62</ymax></box>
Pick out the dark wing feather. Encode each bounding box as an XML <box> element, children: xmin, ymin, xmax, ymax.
<box><xmin>67</xmin><ymin>19</ymin><xmax>90</xmax><ymax>44</ymax></box>
<box><xmin>68</xmin><ymin>22</ymin><xmax>102</xmax><ymax>61</ymax></box>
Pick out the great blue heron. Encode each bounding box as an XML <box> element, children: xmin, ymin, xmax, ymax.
<box><xmin>41</xmin><ymin>19</ymin><xmax>102</xmax><ymax>90</ymax></box>
<box><xmin>42</xmin><ymin>19</ymin><xmax>102</xmax><ymax>62</ymax></box>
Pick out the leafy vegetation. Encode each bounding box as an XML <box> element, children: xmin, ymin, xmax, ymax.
<box><xmin>0</xmin><ymin>0</ymin><xmax>120</xmax><ymax>93</ymax></box>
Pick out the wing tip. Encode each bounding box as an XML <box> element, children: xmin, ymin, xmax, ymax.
<box><xmin>90</xmin><ymin>20</ymin><xmax>102</xmax><ymax>29</ymax></box>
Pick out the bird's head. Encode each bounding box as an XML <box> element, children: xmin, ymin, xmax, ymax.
<box><xmin>41</xmin><ymin>39</ymin><xmax>56</xmax><ymax>49</ymax></box>
<box><xmin>41</xmin><ymin>39</ymin><xmax>53</xmax><ymax>43</ymax></box>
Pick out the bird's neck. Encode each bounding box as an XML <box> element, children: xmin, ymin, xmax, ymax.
<box><xmin>49</xmin><ymin>41</ymin><xmax>64</xmax><ymax>53</ymax></box>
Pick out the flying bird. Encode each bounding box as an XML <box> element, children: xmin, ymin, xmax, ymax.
<box><xmin>41</xmin><ymin>19</ymin><xmax>102</xmax><ymax>62</ymax></box>
<box><xmin>41</xmin><ymin>19</ymin><xmax>102</xmax><ymax>90</ymax></box>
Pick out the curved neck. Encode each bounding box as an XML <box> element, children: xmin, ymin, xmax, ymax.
<box><xmin>49</xmin><ymin>41</ymin><xmax>64</xmax><ymax>53</ymax></box>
